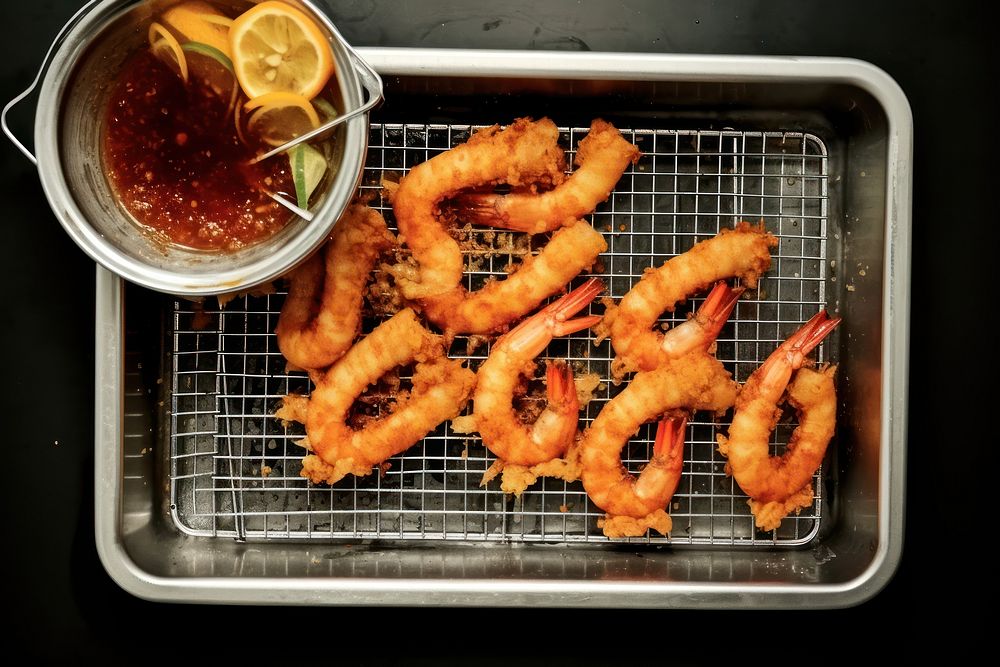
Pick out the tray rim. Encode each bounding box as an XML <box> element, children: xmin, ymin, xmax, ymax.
<box><xmin>94</xmin><ymin>47</ymin><xmax>911</xmax><ymax>609</ymax></box>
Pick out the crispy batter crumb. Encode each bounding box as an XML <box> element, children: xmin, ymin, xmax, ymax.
<box><xmin>380</xmin><ymin>173</ymin><xmax>401</xmax><ymax>203</ymax></box>
<box><xmin>573</xmin><ymin>371</ymin><xmax>602</xmax><ymax>406</ymax></box>
<box><xmin>275</xmin><ymin>394</ymin><xmax>309</xmax><ymax>426</ymax></box>
<box><xmin>464</xmin><ymin>334</ymin><xmax>490</xmax><ymax>356</ymax></box>
<box><xmin>480</xmin><ymin>458</ymin><xmax>504</xmax><ymax>486</ymax></box>
<box><xmin>598</xmin><ymin>509</ymin><xmax>672</xmax><ymax>538</ymax></box>
<box><xmin>450</xmin><ymin>414</ymin><xmax>477</xmax><ymax>434</ymax></box>
<box><xmin>485</xmin><ymin>440</ymin><xmax>583</xmax><ymax>495</ymax></box>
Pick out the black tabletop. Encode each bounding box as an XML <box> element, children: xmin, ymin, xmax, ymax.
<box><xmin>1</xmin><ymin>0</ymin><xmax>987</xmax><ymax>660</ymax></box>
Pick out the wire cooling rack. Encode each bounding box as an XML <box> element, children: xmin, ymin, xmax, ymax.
<box><xmin>169</xmin><ymin>123</ymin><xmax>831</xmax><ymax>545</ymax></box>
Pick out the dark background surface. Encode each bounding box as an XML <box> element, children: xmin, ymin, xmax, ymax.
<box><xmin>0</xmin><ymin>0</ymin><xmax>988</xmax><ymax>660</ymax></box>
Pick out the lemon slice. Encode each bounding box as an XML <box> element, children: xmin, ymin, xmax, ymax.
<box><xmin>244</xmin><ymin>91</ymin><xmax>321</xmax><ymax>147</ymax></box>
<box><xmin>229</xmin><ymin>1</ymin><xmax>334</xmax><ymax>99</ymax></box>
<box><xmin>149</xmin><ymin>22</ymin><xmax>188</xmax><ymax>83</ymax></box>
<box><xmin>234</xmin><ymin>100</ymin><xmax>251</xmax><ymax>147</ymax></box>
<box><xmin>201</xmin><ymin>14</ymin><xmax>234</xmax><ymax>28</ymax></box>
<box><xmin>288</xmin><ymin>144</ymin><xmax>327</xmax><ymax>209</ymax></box>
<box><xmin>161</xmin><ymin>1</ymin><xmax>232</xmax><ymax>58</ymax></box>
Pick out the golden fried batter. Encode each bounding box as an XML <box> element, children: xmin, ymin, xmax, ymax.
<box><xmin>596</xmin><ymin>222</ymin><xmax>776</xmax><ymax>380</ymax></box>
<box><xmin>275</xmin><ymin>204</ymin><xmax>395</xmax><ymax>372</ymax></box>
<box><xmin>455</xmin><ymin>119</ymin><xmax>640</xmax><ymax>233</ymax></box>
<box><xmin>717</xmin><ymin>311</ymin><xmax>840</xmax><ymax>531</ymax></box>
<box><xmin>301</xmin><ymin>308</ymin><xmax>475</xmax><ymax>485</ymax></box>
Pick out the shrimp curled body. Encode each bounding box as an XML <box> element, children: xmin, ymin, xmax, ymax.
<box><xmin>299</xmin><ymin>308</ymin><xmax>476</xmax><ymax>485</ymax></box>
<box><xmin>276</xmin><ymin>205</ymin><xmax>395</xmax><ymax>373</ymax></box>
<box><xmin>597</xmin><ymin>222</ymin><xmax>776</xmax><ymax>380</ymax></box>
<box><xmin>580</xmin><ymin>353</ymin><xmax>738</xmax><ymax>535</ymax></box>
<box><xmin>717</xmin><ymin>310</ymin><xmax>841</xmax><ymax>531</ymax></box>
<box><xmin>454</xmin><ymin>119</ymin><xmax>641</xmax><ymax>233</ymax></box>
<box><xmin>472</xmin><ymin>279</ymin><xmax>603</xmax><ymax>494</ymax></box>
<box><xmin>392</xmin><ymin>117</ymin><xmax>567</xmax><ymax>301</ymax></box>
<box><xmin>392</xmin><ymin>117</ymin><xmax>607</xmax><ymax>335</ymax></box>
<box><xmin>420</xmin><ymin>220</ymin><xmax>607</xmax><ymax>335</ymax></box>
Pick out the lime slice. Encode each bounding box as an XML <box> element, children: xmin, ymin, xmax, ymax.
<box><xmin>312</xmin><ymin>97</ymin><xmax>338</xmax><ymax>121</ymax></box>
<box><xmin>289</xmin><ymin>144</ymin><xmax>327</xmax><ymax>209</ymax></box>
<box><xmin>182</xmin><ymin>41</ymin><xmax>233</xmax><ymax>72</ymax></box>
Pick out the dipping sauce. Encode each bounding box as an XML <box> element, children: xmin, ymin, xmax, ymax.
<box><xmin>103</xmin><ymin>49</ymin><xmax>294</xmax><ymax>251</ymax></box>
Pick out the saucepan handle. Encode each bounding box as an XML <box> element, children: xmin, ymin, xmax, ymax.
<box><xmin>345</xmin><ymin>41</ymin><xmax>385</xmax><ymax>117</ymax></box>
<box><xmin>2</xmin><ymin>0</ymin><xmax>103</xmax><ymax>166</ymax></box>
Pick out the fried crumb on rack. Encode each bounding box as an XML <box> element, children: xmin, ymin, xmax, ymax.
<box><xmin>379</xmin><ymin>172</ymin><xmax>401</xmax><ymax>203</ymax></box>
<box><xmin>480</xmin><ymin>440</ymin><xmax>583</xmax><ymax>496</ymax></box>
<box><xmin>276</xmin><ymin>394</ymin><xmax>309</xmax><ymax>426</ymax></box>
<box><xmin>573</xmin><ymin>370</ymin><xmax>603</xmax><ymax>406</ymax></box>
<box><xmin>366</xmin><ymin>269</ymin><xmax>406</xmax><ymax>317</ymax></box>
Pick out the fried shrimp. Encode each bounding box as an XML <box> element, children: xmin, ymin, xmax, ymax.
<box><xmin>717</xmin><ymin>310</ymin><xmax>841</xmax><ymax>531</ymax></box>
<box><xmin>580</xmin><ymin>353</ymin><xmax>738</xmax><ymax>537</ymax></box>
<box><xmin>596</xmin><ymin>222</ymin><xmax>776</xmax><ymax>380</ymax></box>
<box><xmin>297</xmin><ymin>308</ymin><xmax>475</xmax><ymax>486</ymax></box>
<box><xmin>599</xmin><ymin>416</ymin><xmax>687</xmax><ymax>538</ymax></box>
<box><xmin>390</xmin><ymin>117</ymin><xmax>566</xmax><ymax>300</ymax></box>
<box><xmin>419</xmin><ymin>220</ymin><xmax>608</xmax><ymax>335</ymax></box>
<box><xmin>275</xmin><ymin>204</ymin><xmax>395</xmax><ymax>372</ymax></box>
<box><xmin>470</xmin><ymin>279</ymin><xmax>603</xmax><ymax>495</ymax></box>
<box><xmin>452</xmin><ymin>119</ymin><xmax>641</xmax><ymax>233</ymax></box>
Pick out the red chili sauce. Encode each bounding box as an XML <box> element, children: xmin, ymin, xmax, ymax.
<box><xmin>103</xmin><ymin>49</ymin><xmax>294</xmax><ymax>251</ymax></box>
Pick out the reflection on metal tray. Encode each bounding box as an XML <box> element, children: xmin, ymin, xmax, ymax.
<box><xmin>169</xmin><ymin>123</ymin><xmax>832</xmax><ymax>546</ymax></box>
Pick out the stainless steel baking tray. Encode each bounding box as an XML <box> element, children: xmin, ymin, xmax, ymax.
<box><xmin>94</xmin><ymin>47</ymin><xmax>911</xmax><ymax>607</ymax></box>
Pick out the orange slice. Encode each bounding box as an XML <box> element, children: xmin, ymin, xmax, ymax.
<box><xmin>229</xmin><ymin>1</ymin><xmax>334</xmax><ymax>99</ymax></box>
<box><xmin>244</xmin><ymin>91</ymin><xmax>321</xmax><ymax>147</ymax></box>
<box><xmin>161</xmin><ymin>1</ymin><xmax>232</xmax><ymax>58</ymax></box>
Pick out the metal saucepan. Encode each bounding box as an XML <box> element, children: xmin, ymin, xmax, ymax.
<box><xmin>2</xmin><ymin>0</ymin><xmax>382</xmax><ymax>296</ymax></box>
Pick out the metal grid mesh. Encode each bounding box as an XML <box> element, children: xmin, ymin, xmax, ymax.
<box><xmin>169</xmin><ymin>123</ymin><xmax>831</xmax><ymax>546</ymax></box>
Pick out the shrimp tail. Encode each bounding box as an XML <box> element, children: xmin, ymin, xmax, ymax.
<box><xmin>633</xmin><ymin>414</ymin><xmax>687</xmax><ymax>507</ymax></box>
<box><xmin>652</xmin><ymin>414</ymin><xmax>688</xmax><ymax>464</ymax></box>
<box><xmin>760</xmin><ymin>310</ymin><xmax>841</xmax><ymax>385</ymax></box>
<box><xmin>502</xmin><ymin>277</ymin><xmax>604</xmax><ymax>358</ymax></box>
<box><xmin>453</xmin><ymin>193</ymin><xmax>512</xmax><ymax>227</ymax></box>
<box><xmin>659</xmin><ymin>281</ymin><xmax>744</xmax><ymax>358</ymax></box>
<box><xmin>696</xmin><ymin>281</ymin><xmax>744</xmax><ymax>342</ymax></box>
<box><xmin>789</xmin><ymin>309</ymin><xmax>842</xmax><ymax>358</ymax></box>
<box><xmin>545</xmin><ymin>360</ymin><xmax>579</xmax><ymax>413</ymax></box>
